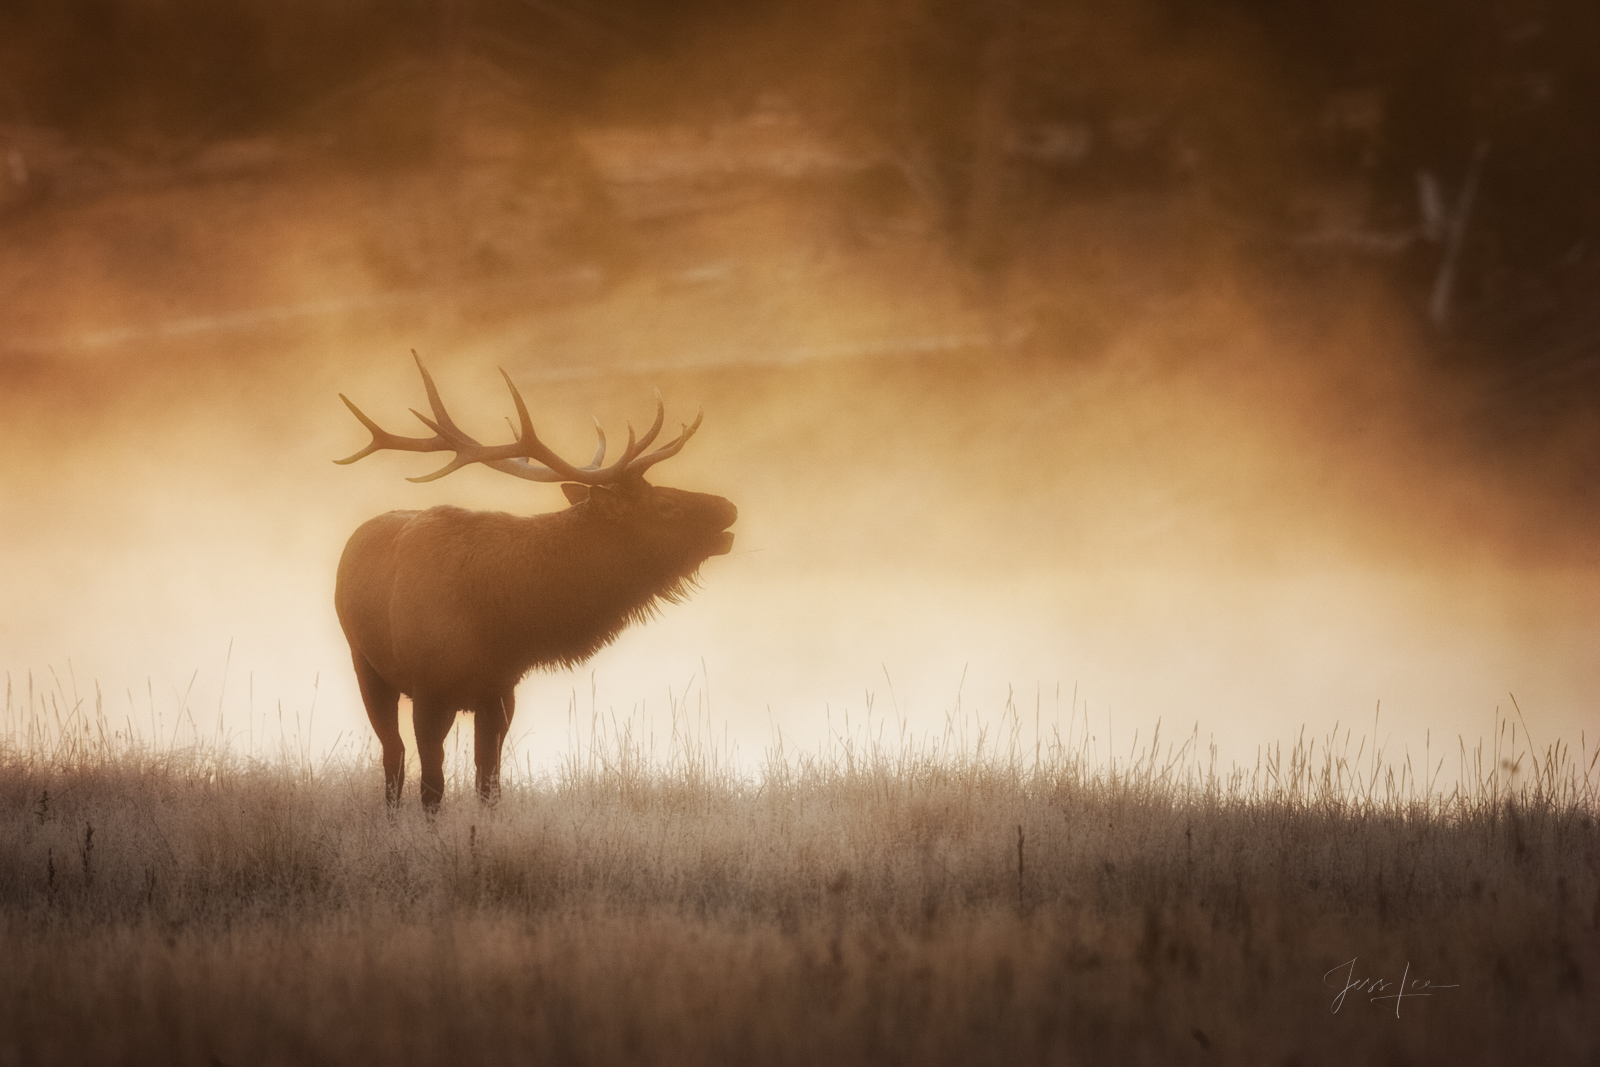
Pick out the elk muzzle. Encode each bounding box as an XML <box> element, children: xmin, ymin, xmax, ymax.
<box><xmin>710</xmin><ymin>500</ymin><xmax>737</xmax><ymax>555</ymax></box>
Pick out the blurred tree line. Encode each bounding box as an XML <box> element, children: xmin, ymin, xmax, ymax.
<box><xmin>2</xmin><ymin>0</ymin><xmax>1596</xmax><ymax>378</ymax></box>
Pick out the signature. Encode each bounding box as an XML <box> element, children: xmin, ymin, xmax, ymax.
<box><xmin>1324</xmin><ymin>958</ymin><xmax>1459</xmax><ymax>1016</ymax></box>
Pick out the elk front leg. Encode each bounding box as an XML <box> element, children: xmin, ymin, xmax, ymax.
<box><xmin>473</xmin><ymin>689</ymin><xmax>515</xmax><ymax>804</ymax></box>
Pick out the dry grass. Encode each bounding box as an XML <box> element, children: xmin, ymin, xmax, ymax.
<box><xmin>2</xmin><ymin>677</ymin><xmax>1597</xmax><ymax>1066</ymax></box>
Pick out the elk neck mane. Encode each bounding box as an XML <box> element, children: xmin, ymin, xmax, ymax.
<box><xmin>410</xmin><ymin>503</ymin><xmax>708</xmax><ymax>674</ymax></box>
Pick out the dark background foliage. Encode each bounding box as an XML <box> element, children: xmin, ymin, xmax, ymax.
<box><xmin>3</xmin><ymin>0</ymin><xmax>1595</xmax><ymax>398</ymax></box>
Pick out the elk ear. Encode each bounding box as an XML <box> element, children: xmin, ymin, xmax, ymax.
<box><xmin>586</xmin><ymin>484</ymin><xmax>626</xmax><ymax>518</ymax></box>
<box><xmin>561</xmin><ymin>483</ymin><xmax>590</xmax><ymax>505</ymax></box>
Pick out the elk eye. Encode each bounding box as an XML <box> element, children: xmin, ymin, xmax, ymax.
<box><xmin>657</xmin><ymin>502</ymin><xmax>682</xmax><ymax>520</ymax></box>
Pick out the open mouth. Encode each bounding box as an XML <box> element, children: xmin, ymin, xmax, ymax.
<box><xmin>710</xmin><ymin>531</ymin><xmax>735</xmax><ymax>556</ymax></box>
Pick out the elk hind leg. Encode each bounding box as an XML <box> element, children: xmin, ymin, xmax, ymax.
<box><xmin>353</xmin><ymin>653</ymin><xmax>405</xmax><ymax>805</ymax></box>
<box><xmin>412</xmin><ymin>695</ymin><xmax>455</xmax><ymax>814</ymax></box>
<box><xmin>473</xmin><ymin>689</ymin><xmax>515</xmax><ymax>805</ymax></box>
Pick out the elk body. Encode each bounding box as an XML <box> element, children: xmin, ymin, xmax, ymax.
<box><xmin>334</xmin><ymin>355</ymin><xmax>736</xmax><ymax>810</ymax></box>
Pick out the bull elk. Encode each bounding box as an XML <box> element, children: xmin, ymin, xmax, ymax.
<box><xmin>333</xmin><ymin>354</ymin><xmax>737</xmax><ymax>810</ymax></box>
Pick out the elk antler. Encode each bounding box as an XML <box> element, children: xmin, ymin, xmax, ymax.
<box><xmin>335</xmin><ymin>352</ymin><xmax>702</xmax><ymax>486</ymax></box>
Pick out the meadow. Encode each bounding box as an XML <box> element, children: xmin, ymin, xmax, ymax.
<box><xmin>2</xmin><ymin>679</ymin><xmax>1596</xmax><ymax>1067</ymax></box>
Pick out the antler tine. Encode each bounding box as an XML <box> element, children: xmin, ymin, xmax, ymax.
<box><xmin>513</xmin><ymin>395</ymin><xmax>695</xmax><ymax>483</ymax></box>
<box><xmin>413</xmin><ymin>351</ymin><xmax>473</xmax><ymax>439</ymax></box>
<box><xmin>336</xmin><ymin>359</ymin><xmax>707</xmax><ymax>485</ymax></box>
<box><xmin>493</xmin><ymin>370</ymin><xmax>670</xmax><ymax>484</ymax></box>
<box><xmin>384</xmin><ymin>367</ymin><xmax>595</xmax><ymax>485</ymax></box>
<box><xmin>623</xmin><ymin>409</ymin><xmax>704</xmax><ymax>477</ymax></box>
<box><xmin>574</xmin><ymin>420</ymin><xmax>658</xmax><ymax>481</ymax></box>
<box><xmin>333</xmin><ymin>393</ymin><xmax>446</xmax><ymax>464</ymax></box>
<box><xmin>583</xmin><ymin>395</ymin><xmax>661</xmax><ymax>473</ymax></box>
<box><xmin>492</xmin><ymin>369</ymin><xmax>595</xmax><ymax>481</ymax></box>
<box><xmin>335</xmin><ymin>356</ymin><xmax>523</xmax><ymax>480</ymax></box>
<box><xmin>498</xmin><ymin>368</ymin><xmax>604</xmax><ymax>471</ymax></box>
<box><xmin>599</xmin><ymin>393</ymin><xmax>665</xmax><ymax>471</ymax></box>
<box><xmin>404</xmin><ymin>411</ymin><xmax>487</xmax><ymax>483</ymax></box>
<box><xmin>633</xmin><ymin>393</ymin><xmax>666</xmax><ymax>454</ymax></box>
<box><xmin>497</xmin><ymin>367</ymin><xmax>536</xmax><ymax>444</ymax></box>
<box><xmin>391</xmin><ymin>353</ymin><xmax>505</xmax><ymax>482</ymax></box>
<box><xmin>403</xmin><ymin>406</ymin><xmax>566</xmax><ymax>485</ymax></box>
